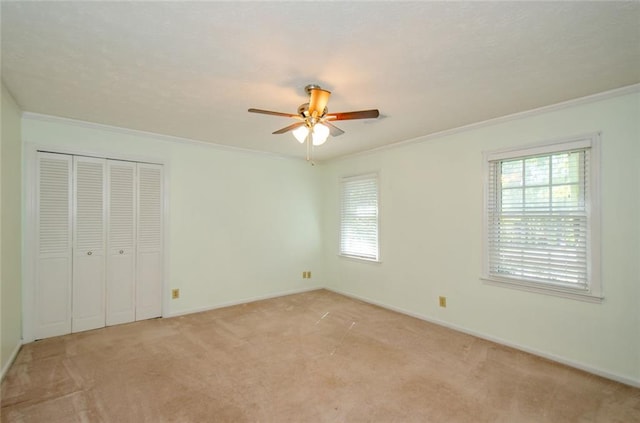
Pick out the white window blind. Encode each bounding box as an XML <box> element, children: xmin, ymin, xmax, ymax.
<box><xmin>484</xmin><ymin>136</ymin><xmax>600</xmax><ymax>300</ymax></box>
<box><xmin>340</xmin><ymin>173</ymin><xmax>379</xmax><ymax>261</ymax></box>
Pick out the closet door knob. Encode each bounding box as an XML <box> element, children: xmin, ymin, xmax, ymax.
<box><xmin>87</xmin><ymin>251</ymin><xmax>92</xmax><ymax>256</ymax></box>
<box><xmin>119</xmin><ymin>250</ymin><xmax>124</xmax><ymax>254</ymax></box>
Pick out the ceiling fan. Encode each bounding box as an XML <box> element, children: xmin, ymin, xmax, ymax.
<box><xmin>248</xmin><ymin>84</ymin><xmax>380</xmax><ymax>162</ymax></box>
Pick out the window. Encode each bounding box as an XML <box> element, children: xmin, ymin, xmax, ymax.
<box><xmin>340</xmin><ymin>173</ymin><xmax>379</xmax><ymax>261</ymax></box>
<box><xmin>483</xmin><ymin>135</ymin><xmax>601</xmax><ymax>302</ymax></box>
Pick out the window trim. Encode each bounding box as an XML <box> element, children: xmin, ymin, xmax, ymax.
<box><xmin>482</xmin><ymin>133</ymin><xmax>602</xmax><ymax>303</ymax></box>
<box><xmin>339</xmin><ymin>172</ymin><xmax>380</xmax><ymax>263</ymax></box>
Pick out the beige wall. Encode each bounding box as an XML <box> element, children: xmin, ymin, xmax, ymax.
<box><xmin>1</xmin><ymin>83</ymin><xmax>23</xmax><ymax>375</ymax></box>
<box><xmin>322</xmin><ymin>91</ymin><xmax>640</xmax><ymax>385</ymax></box>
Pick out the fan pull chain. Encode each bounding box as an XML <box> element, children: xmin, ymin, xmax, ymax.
<box><xmin>305</xmin><ymin>133</ymin><xmax>315</xmax><ymax>165</ymax></box>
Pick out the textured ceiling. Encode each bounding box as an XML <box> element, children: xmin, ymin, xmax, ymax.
<box><xmin>2</xmin><ymin>1</ymin><xmax>639</xmax><ymax>161</ymax></box>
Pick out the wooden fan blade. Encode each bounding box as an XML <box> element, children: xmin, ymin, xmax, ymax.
<box><xmin>308</xmin><ymin>88</ymin><xmax>331</xmax><ymax>117</ymax></box>
<box><xmin>325</xmin><ymin>109</ymin><xmax>380</xmax><ymax>121</ymax></box>
<box><xmin>248</xmin><ymin>108</ymin><xmax>300</xmax><ymax>118</ymax></box>
<box><xmin>324</xmin><ymin>121</ymin><xmax>345</xmax><ymax>137</ymax></box>
<box><xmin>272</xmin><ymin>121</ymin><xmax>306</xmax><ymax>134</ymax></box>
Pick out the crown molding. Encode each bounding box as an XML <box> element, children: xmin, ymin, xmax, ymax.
<box><xmin>336</xmin><ymin>83</ymin><xmax>640</xmax><ymax>162</ymax></box>
<box><xmin>19</xmin><ymin>83</ymin><xmax>639</xmax><ymax>164</ymax></box>
<box><xmin>20</xmin><ymin>112</ymin><xmax>302</xmax><ymax>162</ymax></box>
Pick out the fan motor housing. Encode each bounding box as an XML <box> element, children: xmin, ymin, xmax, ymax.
<box><xmin>298</xmin><ymin>103</ymin><xmax>327</xmax><ymax>119</ymax></box>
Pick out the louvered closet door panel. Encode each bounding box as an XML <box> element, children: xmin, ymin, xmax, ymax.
<box><xmin>36</xmin><ymin>153</ymin><xmax>73</xmax><ymax>339</ymax></box>
<box><xmin>136</xmin><ymin>163</ymin><xmax>163</xmax><ymax>321</ymax></box>
<box><xmin>72</xmin><ymin>156</ymin><xmax>107</xmax><ymax>333</ymax></box>
<box><xmin>106</xmin><ymin>160</ymin><xmax>136</xmax><ymax>326</ymax></box>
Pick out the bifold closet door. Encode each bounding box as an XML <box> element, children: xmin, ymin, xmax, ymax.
<box><xmin>34</xmin><ymin>154</ymin><xmax>163</xmax><ymax>339</ymax></box>
<box><xmin>106</xmin><ymin>160</ymin><xmax>136</xmax><ymax>326</ymax></box>
<box><xmin>136</xmin><ymin>163</ymin><xmax>163</xmax><ymax>321</ymax></box>
<box><xmin>36</xmin><ymin>153</ymin><xmax>73</xmax><ymax>339</ymax></box>
<box><xmin>72</xmin><ymin>156</ymin><xmax>107</xmax><ymax>333</ymax></box>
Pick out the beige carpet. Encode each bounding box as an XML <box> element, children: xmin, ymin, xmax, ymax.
<box><xmin>2</xmin><ymin>289</ymin><xmax>639</xmax><ymax>422</ymax></box>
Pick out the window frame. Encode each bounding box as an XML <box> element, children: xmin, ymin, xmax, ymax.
<box><xmin>339</xmin><ymin>172</ymin><xmax>380</xmax><ymax>262</ymax></box>
<box><xmin>482</xmin><ymin>133</ymin><xmax>602</xmax><ymax>303</ymax></box>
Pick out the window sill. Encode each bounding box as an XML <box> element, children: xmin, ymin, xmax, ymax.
<box><xmin>481</xmin><ymin>276</ymin><xmax>603</xmax><ymax>304</ymax></box>
<box><xmin>338</xmin><ymin>254</ymin><xmax>381</xmax><ymax>264</ymax></box>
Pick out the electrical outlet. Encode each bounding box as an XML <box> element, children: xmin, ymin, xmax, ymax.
<box><xmin>439</xmin><ymin>296</ymin><xmax>447</xmax><ymax>308</ymax></box>
<box><xmin>172</xmin><ymin>289</ymin><xmax>180</xmax><ymax>299</ymax></box>
<box><xmin>307</xmin><ymin>271</ymin><xmax>311</xmax><ymax>279</ymax></box>
<box><xmin>302</xmin><ymin>271</ymin><xmax>312</xmax><ymax>279</ymax></box>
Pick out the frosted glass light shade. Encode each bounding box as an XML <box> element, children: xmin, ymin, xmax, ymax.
<box><xmin>312</xmin><ymin>123</ymin><xmax>330</xmax><ymax>146</ymax></box>
<box><xmin>293</xmin><ymin>125</ymin><xmax>309</xmax><ymax>143</ymax></box>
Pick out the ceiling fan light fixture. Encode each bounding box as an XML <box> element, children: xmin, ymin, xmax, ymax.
<box><xmin>312</xmin><ymin>123</ymin><xmax>330</xmax><ymax>146</ymax></box>
<box><xmin>248</xmin><ymin>84</ymin><xmax>380</xmax><ymax>161</ymax></box>
<box><xmin>293</xmin><ymin>125</ymin><xmax>309</xmax><ymax>143</ymax></box>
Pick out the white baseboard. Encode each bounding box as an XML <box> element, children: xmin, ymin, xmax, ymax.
<box><xmin>1</xmin><ymin>339</ymin><xmax>22</xmax><ymax>382</ymax></box>
<box><xmin>165</xmin><ymin>285</ymin><xmax>323</xmax><ymax>318</ymax></box>
<box><xmin>326</xmin><ymin>287</ymin><xmax>640</xmax><ymax>389</ymax></box>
